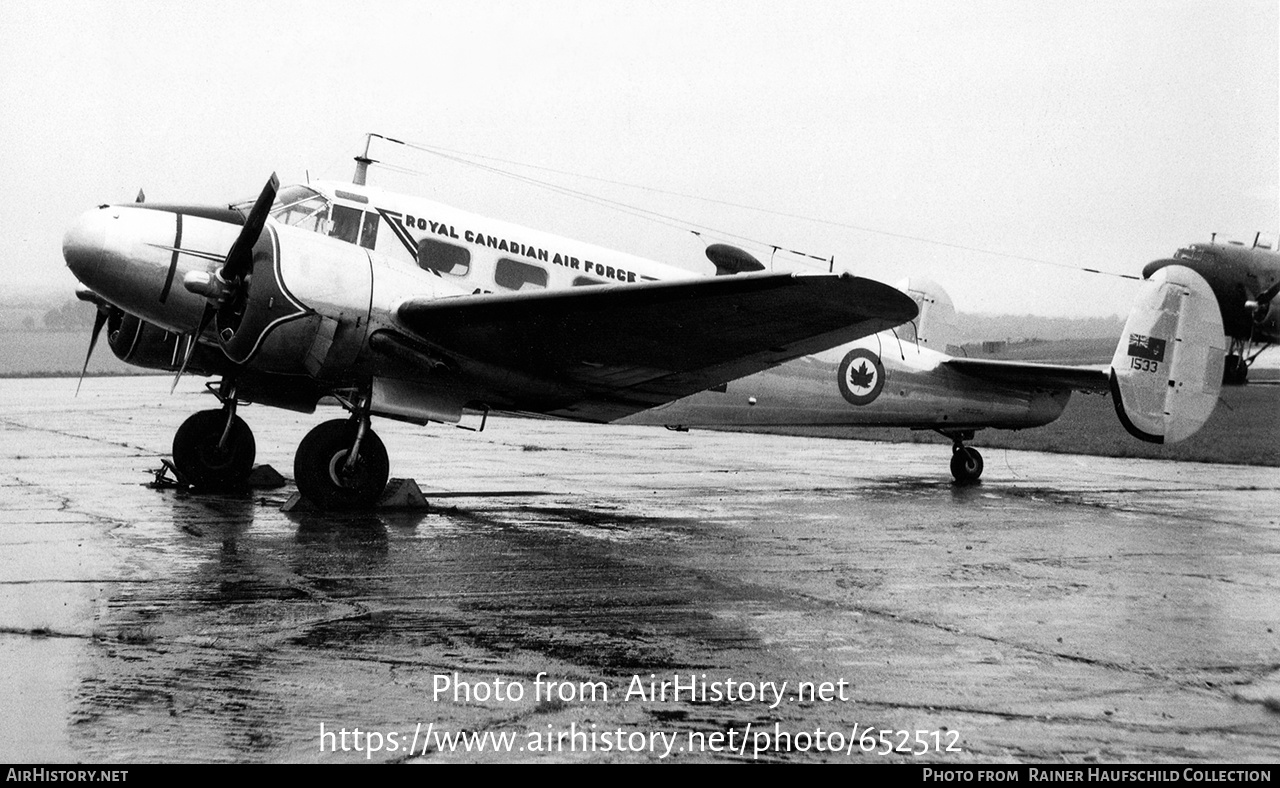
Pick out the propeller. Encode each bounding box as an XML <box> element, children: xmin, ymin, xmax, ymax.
<box><xmin>72</xmin><ymin>286</ymin><xmax>114</xmax><ymax>396</ymax></box>
<box><xmin>172</xmin><ymin>173</ymin><xmax>279</xmax><ymax>392</ymax></box>
<box><xmin>75</xmin><ymin>304</ymin><xmax>110</xmax><ymax>397</ymax></box>
<box><xmin>1247</xmin><ymin>279</ymin><xmax>1280</xmax><ymax>324</ymax></box>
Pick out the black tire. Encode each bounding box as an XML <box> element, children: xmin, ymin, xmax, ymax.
<box><xmin>294</xmin><ymin>419</ymin><xmax>389</xmax><ymax>510</ymax></box>
<box><xmin>172</xmin><ymin>409</ymin><xmax>256</xmax><ymax>491</ymax></box>
<box><xmin>949</xmin><ymin>446</ymin><xmax>984</xmax><ymax>484</ymax></box>
<box><xmin>1223</xmin><ymin>354</ymin><xmax>1248</xmax><ymax>386</ymax></box>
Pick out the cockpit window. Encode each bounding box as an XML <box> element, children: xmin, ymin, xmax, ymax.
<box><xmin>233</xmin><ymin>185</ymin><xmax>333</xmax><ymax>233</ymax></box>
<box><xmin>270</xmin><ymin>185</ymin><xmax>332</xmax><ymax>233</ymax></box>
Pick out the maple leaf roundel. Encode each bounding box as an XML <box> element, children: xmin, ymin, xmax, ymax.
<box><xmin>837</xmin><ymin>348</ymin><xmax>885</xmax><ymax>406</ymax></box>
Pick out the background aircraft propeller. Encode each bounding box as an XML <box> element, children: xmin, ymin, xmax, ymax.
<box><xmin>1248</xmin><ymin>279</ymin><xmax>1280</xmax><ymax>324</ymax></box>
<box><xmin>173</xmin><ymin>173</ymin><xmax>279</xmax><ymax>391</ymax></box>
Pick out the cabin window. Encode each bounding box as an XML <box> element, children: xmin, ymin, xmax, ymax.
<box><xmin>572</xmin><ymin>276</ymin><xmax>605</xmax><ymax>287</ymax></box>
<box><xmin>417</xmin><ymin>238</ymin><xmax>470</xmax><ymax>276</ymax></box>
<box><xmin>495</xmin><ymin>258</ymin><xmax>548</xmax><ymax>291</ymax></box>
<box><xmin>330</xmin><ymin>205</ymin><xmax>362</xmax><ymax>244</ymax></box>
<box><xmin>359</xmin><ymin>211</ymin><xmax>379</xmax><ymax>250</ymax></box>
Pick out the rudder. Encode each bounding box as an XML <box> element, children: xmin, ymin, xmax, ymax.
<box><xmin>1109</xmin><ymin>264</ymin><xmax>1225</xmax><ymax>443</ymax></box>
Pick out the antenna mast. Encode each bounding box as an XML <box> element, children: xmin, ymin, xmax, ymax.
<box><xmin>353</xmin><ymin>133</ymin><xmax>377</xmax><ymax>185</ymax></box>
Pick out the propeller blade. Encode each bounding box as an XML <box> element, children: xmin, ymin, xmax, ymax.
<box><xmin>220</xmin><ymin>173</ymin><xmax>279</xmax><ymax>282</ymax></box>
<box><xmin>1256</xmin><ymin>279</ymin><xmax>1280</xmax><ymax>309</ymax></box>
<box><xmin>75</xmin><ymin>308</ymin><xmax>110</xmax><ymax>397</ymax></box>
<box><xmin>171</xmin><ymin>303</ymin><xmax>216</xmax><ymax>393</ymax></box>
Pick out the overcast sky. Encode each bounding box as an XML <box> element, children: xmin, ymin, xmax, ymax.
<box><xmin>2</xmin><ymin>0</ymin><xmax>1275</xmax><ymax>317</ymax></box>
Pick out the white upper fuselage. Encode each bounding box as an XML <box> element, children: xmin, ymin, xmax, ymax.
<box><xmin>296</xmin><ymin>180</ymin><xmax>1068</xmax><ymax>432</ymax></box>
<box><xmin>62</xmin><ymin>177</ymin><xmax>1071</xmax><ymax>433</ymax></box>
<box><xmin>300</xmin><ymin>179</ymin><xmax>703</xmax><ymax>291</ymax></box>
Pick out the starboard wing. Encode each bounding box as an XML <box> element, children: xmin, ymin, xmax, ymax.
<box><xmin>392</xmin><ymin>271</ymin><xmax>918</xmax><ymax>421</ymax></box>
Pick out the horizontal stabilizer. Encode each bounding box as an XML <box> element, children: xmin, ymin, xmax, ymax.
<box><xmin>1109</xmin><ymin>265</ymin><xmax>1225</xmax><ymax>443</ymax></box>
<box><xmin>944</xmin><ymin>358</ymin><xmax>1108</xmax><ymax>392</ymax></box>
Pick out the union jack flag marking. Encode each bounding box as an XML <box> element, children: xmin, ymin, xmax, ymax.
<box><xmin>1127</xmin><ymin>334</ymin><xmax>1166</xmax><ymax>362</ymax></box>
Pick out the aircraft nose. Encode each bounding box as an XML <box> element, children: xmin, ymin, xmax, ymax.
<box><xmin>63</xmin><ymin>206</ymin><xmax>112</xmax><ymax>284</ymax></box>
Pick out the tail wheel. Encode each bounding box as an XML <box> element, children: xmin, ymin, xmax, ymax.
<box><xmin>294</xmin><ymin>419</ymin><xmax>389</xmax><ymax>510</ymax></box>
<box><xmin>172</xmin><ymin>409</ymin><xmax>256</xmax><ymax>491</ymax></box>
<box><xmin>949</xmin><ymin>445</ymin><xmax>984</xmax><ymax>484</ymax></box>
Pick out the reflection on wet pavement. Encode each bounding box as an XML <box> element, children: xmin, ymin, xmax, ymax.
<box><xmin>1</xmin><ymin>377</ymin><xmax>1278</xmax><ymax>762</ymax></box>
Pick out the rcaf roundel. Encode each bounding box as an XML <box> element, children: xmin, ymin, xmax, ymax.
<box><xmin>837</xmin><ymin>348</ymin><xmax>885</xmax><ymax>406</ymax></box>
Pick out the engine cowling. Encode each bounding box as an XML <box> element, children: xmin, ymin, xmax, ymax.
<box><xmin>188</xmin><ymin>223</ymin><xmax>374</xmax><ymax>381</ymax></box>
<box><xmin>106</xmin><ymin>309</ymin><xmax>230</xmax><ymax>375</ymax></box>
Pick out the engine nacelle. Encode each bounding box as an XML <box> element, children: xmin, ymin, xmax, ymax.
<box><xmin>107</xmin><ymin>309</ymin><xmax>231</xmax><ymax>375</ymax></box>
<box><xmin>207</xmin><ymin>224</ymin><xmax>374</xmax><ymax>381</ymax></box>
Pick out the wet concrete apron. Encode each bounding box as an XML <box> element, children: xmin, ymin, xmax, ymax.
<box><xmin>1</xmin><ymin>378</ymin><xmax>1278</xmax><ymax>762</ymax></box>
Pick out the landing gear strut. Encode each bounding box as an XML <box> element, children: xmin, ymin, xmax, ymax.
<box><xmin>294</xmin><ymin>393</ymin><xmax>389</xmax><ymax>509</ymax></box>
<box><xmin>940</xmin><ymin>430</ymin><xmax>983</xmax><ymax>484</ymax></box>
<box><xmin>1224</xmin><ymin>338</ymin><xmax>1274</xmax><ymax>385</ymax></box>
<box><xmin>171</xmin><ymin>380</ymin><xmax>256</xmax><ymax>491</ymax></box>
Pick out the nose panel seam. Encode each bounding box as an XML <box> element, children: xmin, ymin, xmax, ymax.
<box><xmin>158</xmin><ymin>212</ymin><xmax>183</xmax><ymax>303</ymax></box>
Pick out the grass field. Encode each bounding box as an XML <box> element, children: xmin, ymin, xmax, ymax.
<box><xmin>0</xmin><ymin>331</ymin><xmax>143</xmax><ymax>376</ymax></box>
<box><xmin>3</xmin><ymin>330</ymin><xmax>1276</xmax><ymax>467</ymax></box>
<box><xmin>782</xmin><ymin>378</ymin><xmax>1278</xmax><ymax>467</ymax></box>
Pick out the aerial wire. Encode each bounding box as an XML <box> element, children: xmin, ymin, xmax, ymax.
<box><xmin>365</xmin><ymin>133</ymin><xmax>1142</xmax><ymax>281</ymax></box>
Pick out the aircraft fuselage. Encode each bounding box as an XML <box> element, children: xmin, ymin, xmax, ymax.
<box><xmin>623</xmin><ymin>338</ymin><xmax>1071</xmax><ymax>434</ymax></box>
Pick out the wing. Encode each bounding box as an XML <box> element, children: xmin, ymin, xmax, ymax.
<box><xmin>943</xmin><ymin>358</ymin><xmax>1110</xmax><ymax>392</ymax></box>
<box><xmin>392</xmin><ymin>271</ymin><xmax>918</xmax><ymax>421</ymax></box>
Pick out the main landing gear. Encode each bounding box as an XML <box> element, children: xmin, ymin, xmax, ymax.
<box><xmin>293</xmin><ymin>392</ymin><xmax>389</xmax><ymax>510</ymax></box>
<box><xmin>1224</xmin><ymin>347</ymin><xmax>1249</xmax><ymax>386</ymax></box>
<box><xmin>172</xmin><ymin>381</ymin><xmax>256</xmax><ymax>491</ymax></box>
<box><xmin>169</xmin><ymin>380</ymin><xmax>390</xmax><ymax>509</ymax></box>
<box><xmin>939</xmin><ymin>430</ymin><xmax>983</xmax><ymax>484</ymax></box>
<box><xmin>1224</xmin><ymin>337</ymin><xmax>1273</xmax><ymax>385</ymax></box>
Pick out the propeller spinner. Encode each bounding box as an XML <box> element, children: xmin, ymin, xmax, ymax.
<box><xmin>1247</xmin><ymin>279</ymin><xmax>1280</xmax><ymax>324</ymax></box>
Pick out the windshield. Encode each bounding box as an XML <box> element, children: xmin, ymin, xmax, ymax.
<box><xmin>231</xmin><ymin>184</ymin><xmax>332</xmax><ymax>234</ymax></box>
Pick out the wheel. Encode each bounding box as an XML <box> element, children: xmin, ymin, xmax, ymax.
<box><xmin>1222</xmin><ymin>354</ymin><xmax>1248</xmax><ymax>385</ymax></box>
<box><xmin>172</xmin><ymin>409</ymin><xmax>256</xmax><ymax>491</ymax></box>
<box><xmin>294</xmin><ymin>419</ymin><xmax>389</xmax><ymax>510</ymax></box>
<box><xmin>949</xmin><ymin>446</ymin><xmax>984</xmax><ymax>483</ymax></box>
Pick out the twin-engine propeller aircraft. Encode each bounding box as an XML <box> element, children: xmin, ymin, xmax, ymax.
<box><xmin>63</xmin><ymin>166</ymin><xmax>1225</xmax><ymax>502</ymax></box>
<box><xmin>1143</xmin><ymin>234</ymin><xmax>1280</xmax><ymax>384</ymax></box>
<box><xmin>62</xmin><ymin>174</ymin><xmax>919</xmax><ymax>507</ymax></box>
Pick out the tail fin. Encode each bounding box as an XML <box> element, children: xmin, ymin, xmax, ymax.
<box><xmin>894</xmin><ymin>277</ymin><xmax>957</xmax><ymax>352</ymax></box>
<box><xmin>1109</xmin><ymin>264</ymin><xmax>1225</xmax><ymax>443</ymax></box>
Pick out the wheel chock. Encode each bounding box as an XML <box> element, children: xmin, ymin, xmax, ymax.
<box><xmin>281</xmin><ymin>478</ymin><xmax>429</xmax><ymax>512</ymax></box>
<box><xmin>147</xmin><ymin>458</ymin><xmax>189</xmax><ymax>490</ymax></box>
<box><xmin>377</xmin><ymin>478</ymin><xmax>429</xmax><ymax>510</ymax></box>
